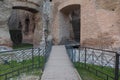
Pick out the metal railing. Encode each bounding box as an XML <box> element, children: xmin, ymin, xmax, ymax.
<box><xmin>66</xmin><ymin>45</ymin><xmax>120</xmax><ymax>80</ymax></box>
<box><xmin>0</xmin><ymin>41</ymin><xmax>52</xmax><ymax>80</ymax></box>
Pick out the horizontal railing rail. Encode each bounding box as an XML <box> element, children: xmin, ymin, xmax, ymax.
<box><xmin>0</xmin><ymin>41</ymin><xmax>52</xmax><ymax>80</ymax></box>
<box><xmin>66</xmin><ymin>45</ymin><xmax>120</xmax><ymax>80</ymax></box>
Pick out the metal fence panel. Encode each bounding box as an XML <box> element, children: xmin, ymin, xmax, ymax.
<box><xmin>66</xmin><ymin>45</ymin><xmax>120</xmax><ymax>80</ymax></box>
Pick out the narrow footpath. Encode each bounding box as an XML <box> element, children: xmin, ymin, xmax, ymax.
<box><xmin>41</xmin><ymin>45</ymin><xmax>81</xmax><ymax>80</ymax></box>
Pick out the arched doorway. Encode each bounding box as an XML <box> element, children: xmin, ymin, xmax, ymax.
<box><xmin>9</xmin><ymin>30</ymin><xmax>22</xmax><ymax>45</ymax></box>
<box><xmin>70</xmin><ymin>8</ymin><xmax>80</xmax><ymax>42</ymax></box>
<box><xmin>8</xmin><ymin>21</ymin><xmax>23</xmax><ymax>45</ymax></box>
<box><xmin>8</xmin><ymin>10</ymin><xmax>23</xmax><ymax>45</ymax></box>
<box><xmin>59</xmin><ymin>4</ymin><xmax>81</xmax><ymax>44</ymax></box>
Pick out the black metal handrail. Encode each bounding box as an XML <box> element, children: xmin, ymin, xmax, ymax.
<box><xmin>0</xmin><ymin>41</ymin><xmax>52</xmax><ymax>80</ymax></box>
<box><xmin>66</xmin><ymin>45</ymin><xmax>120</xmax><ymax>80</ymax></box>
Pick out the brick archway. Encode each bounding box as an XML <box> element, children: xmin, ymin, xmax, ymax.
<box><xmin>58</xmin><ymin>0</ymin><xmax>82</xmax><ymax>11</ymax></box>
<box><xmin>52</xmin><ymin>0</ymin><xmax>101</xmax><ymax>45</ymax></box>
<box><xmin>57</xmin><ymin>2</ymin><xmax>81</xmax><ymax>44</ymax></box>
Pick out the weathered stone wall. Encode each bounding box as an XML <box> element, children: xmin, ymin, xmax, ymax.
<box><xmin>96</xmin><ymin>0</ymin><xmax>119</xmax><ymax>11</ymax></box>
<box><xmin>1</xmin><ymin>0</ymin><xmax>120</xmax><ymax>50</ymax></box>
<box><xmin>19</xmin><ymin>10</ymin><xmax>35</xmax><ymax>44</ymax></box>
<box><xmin>33</xmin><ymin>12</ymin><xmax>43</xmax><ymax>47</ymax></box>
<box><xmin>52</xmin><ymin>0</ymin><xmax>101</xmax><ymax>45</ymax></box>
<box><xmin>0</xmin><ymin>0</ymin><xmax>43</xmax><ymax>47</ymax></box>
<box><xmin>59</xmin><ymin>12</ymin><xmax>71</xmax><ymax>42</ymax></box>
<box><xmin>93</xmin><ymin>0</ymin><xmax>120</xmax><ymax>49</ymax></box>
<box><xmin>51</xmin><ymin>0</ymin><xmax>120</xmax><ymax>50</ymax></box>
<box><xmin>10</xmin><ymin>0</ymin><xmax>43</xmax><ymax>46</ymax></box>
<box><xmin>84</xmin><ymin>0</ymin><xmax>120</xmax><ymax>50</ymax></box>
<box><xmin>0</xmin><ymin>0</ymin><xmax>12</xmax><ymax>47</ymax></box>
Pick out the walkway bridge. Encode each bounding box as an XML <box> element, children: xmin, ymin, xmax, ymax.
<box><xmin>41</xmin><ymin>45</ymin><xmax>81</xmax><ymax>80</ymax></box>
<box><xmin>41</xmin><ymin>43</ymin><xmax>120</xmax><ymax>80</ymax></box>
<box><xmin>0</xmin><ymin>42</ymin><xmax>120</xmax><ymax>80</ymax></box>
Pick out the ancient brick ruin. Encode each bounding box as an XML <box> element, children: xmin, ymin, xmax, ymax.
<box><xmin>1</xmin><ymin>0</ymin><xmax>120</xmax><ymax>50</ymax></box>
<box><xmin>8</xmin><ymin>0</ymin><xmax>43</xmax><ymax>47</ymax></box>
<box><xmin>51</xmin><ymin>0</ymin><xmax>120</xmax><ymax>50</ymax></box>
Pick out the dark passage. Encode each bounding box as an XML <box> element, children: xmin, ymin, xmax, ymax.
<box><xmin>71</xmin><ymin>9</ymin><xmax>80</xmax><ymax>42</ymax></box>
<box><xmin>24</xmin><ymin>17</ymin><xmax>30</xmax><ymax>35</ymax></box>
<box><xmin>8</xmin><ymin>10</ymin><xmax>23</xmax><ymax>45</ymax></box>
<box><xmin>9</xmin><ymin>30</ymin><xmax>22</xmax><ymax>45</ymax></box>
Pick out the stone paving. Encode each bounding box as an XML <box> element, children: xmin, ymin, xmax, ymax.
<box><xmin>41</xmin><ymin>45</ymin><xmax>81</xmax><ymax>80</ymax></box>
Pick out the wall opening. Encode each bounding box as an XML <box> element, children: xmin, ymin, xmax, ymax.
<box><xmin>9</xmin><ymin>21</ymin><xmax>22</xmax><ymax>45</ymax></box>
<box><xmin>60</xmin><ymin>4</ymin><xmax>80</xmax><ymax>44</ymax></box>
<box><xmin>70</xmin><ymin>9</ymin><xmax>80</xmax><ymax>42</ymax></box>
<box><xmin>9</xmin><ymin>30</ymin><xmax>22</xmax><ymax>45</ymax></box>
<box><xmin>25</xmin><ymin>17</ymin><xmax>30</xmax><ymax>35</ymax></box>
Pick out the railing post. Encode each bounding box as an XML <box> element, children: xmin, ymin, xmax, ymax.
<box><xmin>22</xmin><ymin>50</ymin><xmax>25</xmax><ymax>70</ymax></box>
<box><xmin>78</xmin><ymin>46</ymin><xmax>80</xmax><ymax>62</ymax></box>
<box><xmin>32</xmin><ymin>48</ymin><xmax>34</xmax><ymax>70</ymax></box>
<box><xmin>45</xmin><ymin>46</ymin><xmax>47</xmax><ymax>63</ymax></box>
<box><xmin>43</xmin><ymin>43</ymin><xmax>47</xmax><ymax>70</ymax></box>
<box><xmin>101</xmin><ymin>51</ymin><xmax>104</xmax><ymax>68</ymax></box>
<box><xmin>73</xmin><ymin>48</ymin><xmax>76</xmax><ymax>62</ymax></box>
<box><xmin>18</xmin><ymin>69</ymin><xmax>20</xmax><ymax>76</ymax></box>
<box><xmin>72</xmin><ymin>47</ymin><xmax>74</xmax><ymax>62</ymax></box>
<box><xmin>85</xmin><ymin>47</ymin><xmax>87</xmax><ymax>67</ymax></box>
<box><xmin>114</xmin><ymin>53</ymin><xmax>119</xmax><ymax>80</ymax></box>
<box><xmin>38</xmin><ymin>48</ymin><xmax>41</xmax><ymax>68</ymax></box>
<box><xmin>5</xmin><ymin>74</ymin><xmax>7</xmax><ymax>80</ymax></box>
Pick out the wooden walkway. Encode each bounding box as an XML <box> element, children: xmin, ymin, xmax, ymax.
<box><xmin>41</xmin><ymin>45</ymin><xmax>81</xmax><ymax>80</ymax></box>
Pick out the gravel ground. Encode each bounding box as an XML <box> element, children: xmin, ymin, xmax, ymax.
<box><xmin>10</xmin><ymin>74</ymin><xmax>40</xmax><ymax>80</ymax></box>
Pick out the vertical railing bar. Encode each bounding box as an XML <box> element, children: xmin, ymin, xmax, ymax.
<box><xmin>32</xmin><ymin>48</ymin><xmax>34</xmax><ymax>70</ymax></box>
<box><xmin>78</xmin><ymin>46</ymin><xmax>80</xmax><ymax>62</ymax></box>
<box><xmin>114</xmin><ymin>53</ymin><xmax>119</xmax><ymax>80</ymax></box>
<box><xmin>85</xmin><ymin>47</ymin><xmax>87</xmax><ymax>68</ymax></box>
<box><xmin>72</xmin><ymin>47</ymin><xmax>74</xmax><ymax>62</ymax></box>
<box><xmin>38</xmin><ymin>48</ymin><xmax>41</xmax><ymax>68</ymax></box>
<box><xmin>106</xmin><ymin>75</ymin><xmax>108</xmax><ymax>80</ymax></box>
<box><xmin>5</xmin><ymin>74</ymin><xmax>7</xmax><ymax>80</ymax></box>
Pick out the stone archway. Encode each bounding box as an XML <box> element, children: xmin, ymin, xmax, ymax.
<box><xmin>52</xmin><ymin>0</ymin><xmax>101</xmax><ymax>45</ymax></box>
<box><xmin>58</xmin><ymin>4</ymin><xmax>81</xmax><ymax>44</ymax></box>
<box><xmin>8</xmin><ymin>0</ymin><xmax>42</xmax><ymax>46</ymax></box>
